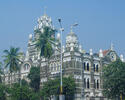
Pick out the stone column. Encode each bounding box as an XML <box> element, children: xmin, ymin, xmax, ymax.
<box><xmin>99</xmin><ymin>58</ymin><xmax>104</xmax><ymax>100</ymax></box>
<box><xmin>81</xmin><ymin>56</ymin><xmax>84</xmax><ymax>100</ymax></box>
<box><xmin>90</xmin><ymin>54</ymin><xmax>95</xmax><ymax>100</ymax></box>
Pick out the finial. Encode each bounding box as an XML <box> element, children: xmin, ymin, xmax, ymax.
<box><xmin>120</xmin><ymin>54</ymin><xmax>124</xmax><ymax>62</ymax></box>
<box><xmin>44</xmin><ymin>6</ymin><xmax>47</xmax><ymax>15</ymax></box>
<box><xmin>79</xmin><ymin>45</ymin><xmax>82</xmax><ymax>52</ymax></box>
<box><xmin>29</xmin><ymin>34</ymin><xmax>32</xmax><ymax>40</ymax></box>
<box><xmin>90</xmin><ymin>49</ymin><xmax>93</xmax><ymax>56</ymax></box>
<box><xmin>62</xmin><ymin>46</ymin><xmax>65</xmax><ymax>53</ymax></box>
<box><xmin>25</xmin><ymin>51</ymin><xmax>29</xmax><ymax>61</ymax></box>
<box><xmin>110</xmin><ymin>42</ymin><xmax>114</xmax><ymax>50</ymax></box>
<box><xmin>70</xmin><ymin>25</ymin><xmax>73</xmax><ymax>32</ymax></box>
<box><xmin>57</xmin><ymin>33</ymin><xmax>61</xmax><ymax>40</ymax></box>
<box><xmin>99</xmin><ymin>49</ymin><xmax>103</xmax><ymax>58</ymax></box>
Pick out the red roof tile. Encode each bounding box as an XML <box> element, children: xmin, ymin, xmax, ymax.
<box><xmin>102</xmin><ymin>50</ymin><xmax>110</xmax><ymax>56</ymax></box>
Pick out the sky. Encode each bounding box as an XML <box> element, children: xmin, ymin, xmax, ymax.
<box><xmin>0</xmin><ymin>0</ymin><xmax>125</xmax><ymax>61</ymax></box>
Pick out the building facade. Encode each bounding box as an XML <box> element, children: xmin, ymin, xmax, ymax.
<box><xmin>3</xmin><ymin>13</ymin><xmax>125</xmax><ymax>100</ymax></box>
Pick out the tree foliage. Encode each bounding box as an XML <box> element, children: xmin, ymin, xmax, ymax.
<box><xmin>3</xmin><ymin>47</ymin><xmax>22</xmax><ymax>73</ymax></box>
<box><xmin>3</xmin><ymin>47</ymin><xmax>22</xmax><ymax>85</ymax></box>
<box><xmin>27</xmin><ymin>66</ymin><xmax>40</xmax><ymax>92</ymax></box>
<box><xmin>21</xmin><ymin>79</ymin><xmax>28</xmax><ymax>86</ymax></box>
<box><xmin>9</xmin><ymin>83</ymin><xmax>31</xmax><ymax>100</ymax></box>
<box><xmin>35</xmin><ymin>26</ymin><xmax>56</xmax><ymax>59</ymax></box>
<box><xmin>41</xmin><ymin>77</ymin><xmax>76</xmax><ymax>100</ymax></box>
<box><xmin>0</xmin><ymin>62</ymin><xmax>3</xmax><ymax>83</ymax></box>
<box><xmin>0</xmin><ymin>84</ymin><xmax>7</xmax><ymax>100</ymax></box>
<box><xmin>102</xmin><ymin>59</ymin><xmax>125</xmax><ymax>99</ymax></box>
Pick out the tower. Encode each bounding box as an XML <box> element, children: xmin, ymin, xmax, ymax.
<box><xmin>64</xmin><ymin>29</ymin><xmax>84</xmax><ymax>100</ymax></box>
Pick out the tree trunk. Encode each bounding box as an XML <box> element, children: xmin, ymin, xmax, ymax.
<box><xmin>8</xmin><ymin>73</ymin><xmax>11</xmax><ymax>86</ymax></box>
<box><xmin>46</xmin><ymin>58</ymin><xmax>50</xmax><ymax>81</ymax></box>
<box><xmin>11</xmin><ymin>72</ymin><xmax>12</xmax><ymax>86</ymax></box>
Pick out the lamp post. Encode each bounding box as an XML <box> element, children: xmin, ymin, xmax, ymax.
<box><xmin>70</xmin><ymin>23</ymin><xmax>78</xmax><ymax>32</ymax></box>
<box><xmin>58</xmin><ymin>19</ymin><xmax>65</xmax><ymax>100</ymax></box>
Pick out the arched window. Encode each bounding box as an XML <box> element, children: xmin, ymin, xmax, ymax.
<box><xmin>96</xmin><ymin>64</ymin><xmax>99</xmax><ymax>72</ymax></box>
<box><xmin>24</xmin><ymin>66</ymin><xmax>26</xmax><ymax>71</ymax></box>
<box><xmin>83</xmin><ymin>62</ymin><xmax>86</xmax><ymax>70</ymax></box>
<box><xmin>53</xmin><ymin>63</ymin><xmax>55</xmax><ymax>71</ymax></box>
<box><xmin>87</xmin><ymin>78</ymin><xmax>89</xmax><ymax>89</ymax></box>
<box><xmin>97</xmin><ymin>80</ymin><xmax>99</xmax><ymax>89</ymax></box>
<box><xmin>84</xmin><ymin>78</ymin><xmax>86</xmax><ymax>88</ymax></box>
<box><xmin>93</xmin><ymin>64</ymin><xmax>95</xmax><ymax>72</ymax></box>
<box><xmin>54</xmin><ymin>67</ymin><xmax>56</xmax><ymax>71</ymax></box>
<box><xmin>24</xmin><ymin>63</ymin><xmax>30</xmax><ymax>71</ymax></box>
<box><xmin>87</xmin><ymin>63</ymin><xmax>89</xmax><ymax>71</ymax></box>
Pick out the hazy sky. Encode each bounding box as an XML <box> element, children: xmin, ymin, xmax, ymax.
<box><xmin>0</xmin><ymin>0</ymin><xmax>125</xmax><ymax>61</ymax></box>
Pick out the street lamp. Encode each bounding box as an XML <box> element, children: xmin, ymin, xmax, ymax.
<box><xmin>58</xmin><ymin>18</ymin><xmax>65</xmax><ymax>100</ymax></box>
<box><xmin>70</xmin><ymin>23</ymin><xmax>78</xmax><ymax>32</ymax></box>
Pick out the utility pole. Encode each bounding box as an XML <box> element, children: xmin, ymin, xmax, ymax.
<box><xmin>58</xmin><ymin>19</ymin><xmax>65</xmax><ymax>100</ymax></box>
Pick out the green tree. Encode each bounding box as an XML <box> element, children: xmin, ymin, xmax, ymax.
<box><xmin>41</xmin><ymin>77</ymin><xmax>76</xmax><ymax>100</ymax></box>
<box><xmin>0</xmin><ymin>62</ymin><xmax>3</xmax><ymax>83</ymax></box>
<box><xmin>27</xmin><ymin>66</ymin><xmax>40</xmax><ymax>92</ymax></box>
<box><xmin>63</xmin><ymin>77</ymin><xmax>76</xmax><ymax>99</ymax></box>
<box><xmin>21</xmin><ymin>79</ymin><xmax>28</xmax><ymax>86</ymax></box>
<box><xmin>35</xmin><ymin>26</ymin><xmax>56</xmax><ymax>79</ymax></box>
<box><xmin>3</xmin><ymin>47</ymin><xmax>22</xmax><ymax>85</ymax></box>
<box><xmin>0</xmin><ymin>84</ymin><xmax>7</xmax><ymax>100</ymax></box>
<box><xmin>102</xmin><ymin>59</ymin><xmax>125</xmax><ymax>99</ymax></box>
<box><xmin>35</xmin><ymin>26</ymin><xmax>55</xmax><ymax>58</ymax></box>
<box><xmin>30</xmin><ymin>92</ymin><xmax>40</xmax><ymax>100</ymax></box>
<box><xmin>10</xmin><ymin>83</ymin><xmax>31</xmax><ymax>100</ymax></box>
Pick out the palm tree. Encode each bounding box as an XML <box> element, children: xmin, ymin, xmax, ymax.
<box><xmin>3</xmin><ymin>47</ymin><xmax>22</xmax><ymax>85</ymax></box>
<box><xmin>0</xmin><ymin>62</ymin><xmax>3</xmax><ymax>83</ymax></box>
<box><xmin>36</xmin><ymin>26</ymin><xmax>56</xmax><ymax>79</ymax></box>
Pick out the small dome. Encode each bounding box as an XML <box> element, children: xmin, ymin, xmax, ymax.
<box><xmin>65</xmin><ymin>31</ymin><xmax>79</xmax><ymax>51</ymax></box>
<box><xmin>36</xmin><ymin>14</ymin><xmax>53</xmax><ymax>31</ymax></box>
<box><xmin>66</xmin><ymin>31</ymin><xmax>78</xmax><ymax>44</ymax></box>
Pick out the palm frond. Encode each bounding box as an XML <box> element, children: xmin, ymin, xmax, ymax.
<box><xmin>3</xmin><ymin>47</ymin><xmax>21</xmax><ymax>73</ymax></box>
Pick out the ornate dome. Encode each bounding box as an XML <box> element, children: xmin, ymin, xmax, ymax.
<box><xmin>34</xmin><ymin>14</ymin><xmax>55</xmax><ymax>40</ymax></box>
<box><xmin>66</xmin><ymin>31</ymin><xmax>79</xmax><ymax>51</ymax></box>
<box><xmin>37</xmin><ymin>14</ymin><xmax>53</xmax><ymax>30</ymax></box>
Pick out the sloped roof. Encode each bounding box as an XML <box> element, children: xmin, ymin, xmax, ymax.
<box><xmin>102</xmin><ymin>50</ymin><xmax>110</xmax><ymax>56</ymax></box>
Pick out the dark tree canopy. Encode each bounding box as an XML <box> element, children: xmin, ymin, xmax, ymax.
<box><xmin>0</xmin><ymin>84</ymin><xmax>7</xmax><ymax>100</ymax></box>
<box><xmin>102</xmin><ymin>59</ymin><xmax>125</xmax><ymax>99</ymax></box>
<box><xmin>0</xmin><ymin>62</ymin><xmax>3</xmax><ymax>83</ymax></box>
<box><xmin>41</xmin><ymin>77</ymin><xmax>76</xmax><ymax>100</ymax></box>
<box><xmin>10</xmin><ymin>83</ymin><xmax>31</xmax><ymax>100</ymax></box>
<box><xmin>27</xmin><ymin>66</ymin><xmax>40</xmax><ymax>92</ymax></box>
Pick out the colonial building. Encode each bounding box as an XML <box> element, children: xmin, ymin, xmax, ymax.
<box><xmin>3</xmin><ymin>13</ymin><xmax>125</xmax><ymax>100</ymax></box>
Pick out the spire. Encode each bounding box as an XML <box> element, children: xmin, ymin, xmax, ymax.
<box><xmin>110</xmin><ymin>42</ymin><xmax>114</xmax><ymax>50</ymax></box>
<box><xmin>70</xmin><ymin>25</ymin><xmax>74</xmax><ymax>33</ymax></box>
<box><xmin>120</xmin><ymin>54</ymin><xmax>124</xmax><ymax>62</ymax></box>
<box><xmin>79</xmin><ymin>45</ymin><xmax>82</xmax><ymax>52</ymax></box>
<box><xmin>25</xmin><ymin>51</ymin><xmax>29</xmax><ymax>61</ymax></box>
<box><xmin>66</xmin><ymin>23</ymin><xmax>79</xmax><ymax>52</ymax></box>
<box><xmin>99</xmin><ymin>49</ymin><xmax>103</xmax><ymax>58</ymax></box>
<box><xmin>44</xmin><ymin>6</ymin><xmax>47</xmax><ymax>15</ymax></box>
<box><xmin>90</xmin><ymin>49</ymin><xmax>93</xmax><ymax>56</ymax></box>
